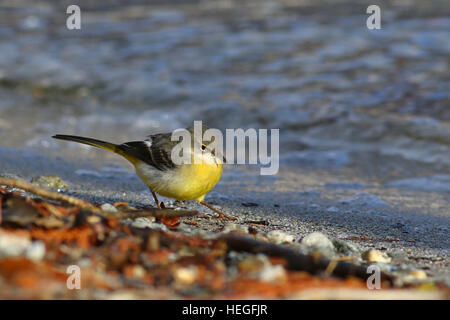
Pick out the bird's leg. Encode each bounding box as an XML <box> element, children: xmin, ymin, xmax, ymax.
<box><xmin>200</xmin><ymin>201</ymin><xmax>236</xmax><ymax>220</ymax></box>
<box><xmin>149</xmin><ymin>188</ymin><xmax>161</xmax><ymax>209</ymax></box>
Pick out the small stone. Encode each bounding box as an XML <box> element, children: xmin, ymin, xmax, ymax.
<box><xmin>101</xmin><ymin>203</ymin><xmax>118</xmax><ymax>213</ymax></box>
<box><xmin>131</xmin><ymin>265</ymin><xmax>146</xmax><ymax>278</ymax></box>
<box><xmin>408</xmin><ymin>269</ymin><xmax>427</xmax><ymax>280</ymax></box>
<box><xmin>25</xmin><ymin>241</ymin><xmax>46</xmax><ymax>262</ymax></box>
<box><xmin>259</xmin><ymin>264</ymin><xmax>286</xmax><ymax>283</ymax></box>
<box><xmin>0</xmin><ymin>231</ymin><xmax>45</xmax><ymax>261</ymax></box>
<box><xmin>0</xmin><ymin>231</ymin><xmax>31</xmax><ymax>257</ymax></box>
<box><xmin>301</xmin><ymin>232</ymin><xmax>334</xmax><ymax>250</ymax></box>
<box><xmin>326</xmin><ymin>206</ymin><xmax>339</xmax><ymax>213</ymax></box>
<box><xmin>237</xmin><ymin>254</ymin><xmax>285</xmax><ymax>282</ymax></box>
<box><xmin>125</xmin><ymin>217</ymin><xmax>159</xmax><ymax>229</ymax></box>
<box><xmin>396</xmin><ymin>268</ymin><xmax>429</xmax><ymax>286</ymax></box>
<box><xmin>223</xmin><ymin>223</ymin><xmax>248</xmax><ymax>234</ymax></box>
<box><xmin>174</xmin><ymin>266</ymin><xmax>197</xmax><ymax>285</ymax></box>
<box><xmin>267</xmin><ymin>230</ymin><xmax>295</xmax><ymax>244</ymax></box>
<box><xmin>362</xmin><ymin>249</ymin><xmax>392</xmax><ymax>263</ymax></box>
<box><xmin>301</xmin><ymin>232</ymin><xmax>335</xmax><ymax>257</ymax></box>
<box><xmin>237</xmin><ymin>254</ymin><xmax>267</xmax><ymax>274</ymax></box>
<box><xmin>31</xmin><ymin>175</ymin><xmax>68</xmax><ymax>191</ymax></box>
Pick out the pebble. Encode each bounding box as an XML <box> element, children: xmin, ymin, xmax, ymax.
<box><xmin>0</xmin><ymin>231</ymin><xmax>45</xmax><ymax>261</ymax></box>
<box><xmin>408</xmin><ymin>269</ymin><xmax>427</xmax><ymax>280</ymax></box>
<box><xmin>266</xmin><ymin>230</ymin><xmax>295</xmax><ymax>244</ymax></box>
<box><xmin>126</xmin><ymin>217</ymin><xmax>160</xmax><ymax>229</ymax></box>
<box><xmin>237</xmin><ymin>254</ymin><xmax>286</xmax><ymax>282</ymax></box>
<box><xmin>362</xmin><ymin>249</ymin><xmax>392</xmax><ymax>263</ymax></box>
<box><xmin>301</xmin><ymin>232</ymin><xmax>335</xmax><ymax>251</ymax></box>
<box><xmin>259</xmin><ymin>264</ymin><xmax>287</xmax><ymax>282</ymax></box>
<box><xmin>223</xmin><ymin>223</ymin><xmax>249</xmax><ymax>234</ymax></box>
<box><xmin>101</xmin><ymin>203</ymin><xmax>118</xmax><ymax>213</ymax></box>
<box><xmin>174</xmin><ymin>266</ymin><xmax>198</xmax><ymax>285</ymax></box>
<box><xmin>25</xmin><ymin>241</ymin><xmax>46</xmax><ymax>261</ymax></box>
<box><xmin>0</xmin><ymin>231</ymin><xmax>31</xmax><ymax>257</ymax></box>
<box><xmin>128</xmin><ymin>265</ymin><xmax>146</xmax><ymax>278</ymax></box>
<box><xmin>395</xmin><ymin>269</ymin><xmax>428</xmax><ymax>286</ymax></box>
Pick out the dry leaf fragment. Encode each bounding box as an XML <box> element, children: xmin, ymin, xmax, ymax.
<box><xmin>160</xmin><ymin>216</ymin><xmax>180</xmax><ymax>228</ymax></box>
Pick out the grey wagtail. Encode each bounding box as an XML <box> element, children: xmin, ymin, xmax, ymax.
<box><xmin>52</xmin><ymin>124</ymin><xmax>235</xmax><ymax>220</ymax></box>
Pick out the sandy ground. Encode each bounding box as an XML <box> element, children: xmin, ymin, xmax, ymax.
<box><xmin>1</xmin><ymin>146</ymin><xmax>448</xmax><ymax>285</ymax></box>
<box><xmin>0</xmin><ymin>0</ymin><xmax>449</xmax><ymax>293</ymax></box>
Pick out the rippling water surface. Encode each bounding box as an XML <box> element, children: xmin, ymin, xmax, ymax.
<box><xmin>0</xmin><ymin>0</ymin><xmax>449</xmax><ymax>189</ymax></box>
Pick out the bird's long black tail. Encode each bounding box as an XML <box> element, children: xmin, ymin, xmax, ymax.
<box><xmin>52</xmin><ymin>134</ymin><xmax>138</xmax><ymax>164</ymax></box>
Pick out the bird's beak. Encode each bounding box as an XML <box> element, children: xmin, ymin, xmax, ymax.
<box><xmin>209</xmin><ymin>148</ymin><xmax>226</xmax><ymax>163</ymax></box>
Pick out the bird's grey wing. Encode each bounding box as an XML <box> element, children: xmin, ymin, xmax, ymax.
<box><xmin>119</xmin><ymin>136</ymin><xmax>177</xmax><ymax>171</ymax></box>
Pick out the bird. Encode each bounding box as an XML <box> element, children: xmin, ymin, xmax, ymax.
<box><xmin>52</xmin><ymin>124</ymin><xmax>235</xmax><ymax>220</ymax></box>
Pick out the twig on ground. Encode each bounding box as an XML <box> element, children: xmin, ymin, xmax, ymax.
<box><xmin>220</xmin><ymin>234</ymin><xmax>393</xmax><ymax>284</ymax></box>
<box><xmin>0</xmin><ymin>177</ymin><xmax>101</xmax><ymax>213</ymax></box>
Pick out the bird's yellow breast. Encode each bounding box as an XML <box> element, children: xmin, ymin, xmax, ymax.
<box><xmin>176</xmin><ymin>163</ymin><xmax>223</xmax><ymax>201</ymax></box>
<box><xmin>135</xmin><ymin>161</ymin><xmax>223</xmax><ymax>202</ymax></box>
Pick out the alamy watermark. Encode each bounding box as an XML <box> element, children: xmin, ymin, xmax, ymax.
<box><xmin>367</xmin><ymin>5</ymin><xmax>381</xmax><ymax>30</ymax></box>
<box><xmin>366</xmin><ymin>265</ymin><xmax>381</xmax><ymax>290</ymax></box>
<box><xmin>171</xmin><ymin>121</ymin><xmax>279</xmax><ymax>175</ymax></box>
<box><xmin>66</xmin><ymin>4</ymin><xmax>381</xmax><ymax>31</ymax></box>
<box><xmin>66</xmin><ymin>5</ymin><xmax>81</xmax><ymax>30</ymax></box>
<box><xmin>66</xmin><ymin>265</ymin><xmax>81</xmax><ymax>290</ymax></box>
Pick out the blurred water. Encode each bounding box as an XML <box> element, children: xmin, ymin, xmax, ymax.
<box><xmin>0</xmin><ymin>0</ymin><xmax>449</xmax><ymax>183</ymax></box>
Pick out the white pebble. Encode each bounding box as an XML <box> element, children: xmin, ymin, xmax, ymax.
<box><xmin>267</xmin><ymin>230</ymin><xmax>295</xmax><ymax>244</ymax></box>
<box><xmin>25</xmin><ymin>241</ymin><xmax>46</xmax><ymax>262</ymax></box>
<box><xmin>101</xmin><ymin>203</ymin><xmax>118</xmax><ymax>213</ymax></box>
<box><xmin>0</xmin><ymin>231</ymin><xmax>45</xmax><ymax>261</ymax></box>
<box><xmin>362</xmin><ymin>249</ymin><xmax>392</xmax><ymax>263</ymax></box>
<box><xmin>223</xmin><ymin>223</ymin><xmax>248</xmax><ymax>234</ymax></box>
<box><xmin>259</xmin><ymin>264</ymin><xmax>286</xmax><ymax>282</ymax></box>
<box><xmin>408</xmin><ymin>269</ymin><xmax>427</xmax><ymax>280</ymax></box>
<box><xmin>130</xmin><ymin>217</ymin><xmax>159</xmax><ymax>229</ymax></box>
<box><xmin>174</xmin><ymin>266</ymin><xmax>198</xmax><ymax>285</ymax></box>
<box><xmin>0</xmin><ymin>231</ymin><xmax>31</xmax><ymax>257</ymax></box>
<box><xmin>301</xmin><ymin>232</ymin><xmax>334</xmax><ymax>251</ymax></box>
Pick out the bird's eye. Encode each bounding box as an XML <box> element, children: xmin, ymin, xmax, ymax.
<box><xmin>201</xmin><ymin>145</ymin><xmax>206</xmax><ymax>150</ymax></box>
